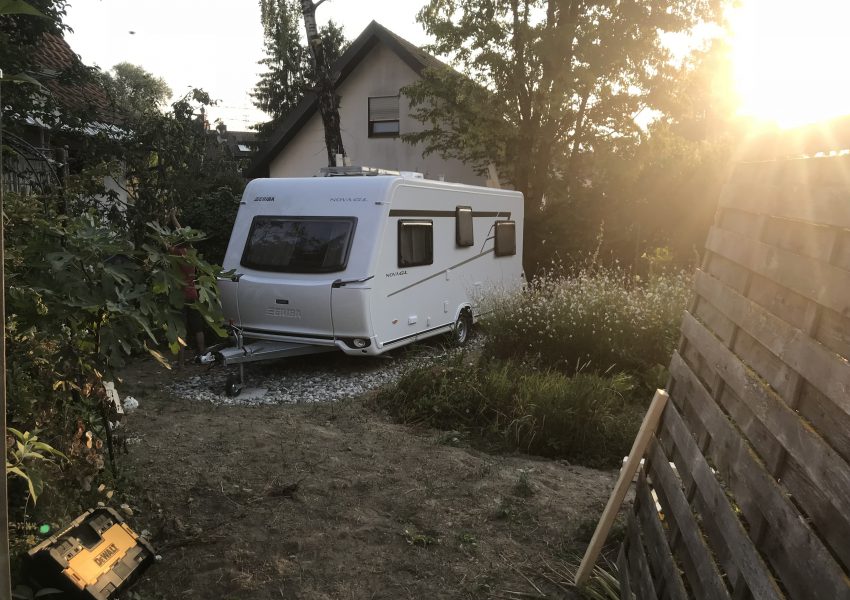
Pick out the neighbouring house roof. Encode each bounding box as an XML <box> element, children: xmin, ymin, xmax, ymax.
<box><xmin>248</xmin><ymin>20</ymin><xmax>447</xmax><ymax>178</ymax></box>
<box><xmin>212</xmin><ymin>126</ymin><xmax>259</xmax><ymax>160</ymax></box>
<box><xmin>32</xmin><ymin>33</ymin><xmax>119</xmax><ymax>126</ymax></box>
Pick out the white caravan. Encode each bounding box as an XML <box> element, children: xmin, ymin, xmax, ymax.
<box><xmin>214</xmin><ymin>169</ymin><xmax>523</xmax><ymax>393</ymax></box>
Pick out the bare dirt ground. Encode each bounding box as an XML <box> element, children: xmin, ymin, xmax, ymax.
<box><xmin>116</xmin><ymin>358</ymin><xmax>616</xmax><ymax>600</ymax></box>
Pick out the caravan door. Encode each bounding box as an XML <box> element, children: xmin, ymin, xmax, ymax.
<box><xmin>234</xmin><ymin>216</ymin><xmax>357</xmax><ymax>340</ymax></box>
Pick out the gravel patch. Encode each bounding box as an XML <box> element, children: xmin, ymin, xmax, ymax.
<box><xmin>168</xmin><ymin>335</ymin><xmax>484</xmax><ymax>406</ymax></box>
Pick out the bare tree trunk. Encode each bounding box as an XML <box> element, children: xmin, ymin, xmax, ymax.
<box><xmin>299</xmin><ymin>0</ymin><xmax>346</xmax><ymax>167</ymax></box>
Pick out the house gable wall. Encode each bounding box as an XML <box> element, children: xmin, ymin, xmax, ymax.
<box><xmin>267</xmin><ymin>44</ymin><xmax>485</xmax><ymax>185</ymax></box>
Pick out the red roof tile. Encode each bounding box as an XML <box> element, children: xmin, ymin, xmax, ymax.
<box><xmin>33</xmin><ymin>33</ymin><xmax>119</xmax><ymax>125</ymax></box>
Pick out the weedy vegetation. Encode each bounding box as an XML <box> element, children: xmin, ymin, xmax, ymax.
<box><xmin>378</xmin><ymin>262</ymin><xmax>692</xmax><ymax>468</ymax></box>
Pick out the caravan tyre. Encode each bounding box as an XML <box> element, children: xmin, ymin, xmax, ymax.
<box><xmin>225</xmin><ymin>374</ymin><xmax>242</xmax><ymax>397</ymax></box>
<box><xmin>453</xmin><ymin>311</ymin><xmax>472</xmax><ymax>346</ymax></box>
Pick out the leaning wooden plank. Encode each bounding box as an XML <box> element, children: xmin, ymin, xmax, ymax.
<box><xmin>660</xmin><ymin>366</ymin><xmax>784</xmax><ymax>600</ymax></box>
<box><xmin>693</xmin><ymin>270</ymin><xmax>850</xmax><ymax>412</ymax></box>
<box><xmin>635</xmin><ymin>472</ymin><xmax>689</xmax><ymax>600</ymax></box>
<box><xmin>575</xmin><ymin>390</ymin><xmax>669</xmax><ymax>587</ymax></box>
<box><xmin>647</xmin><ymin>437</ymin><xmax>731</xmax><ymax>600</ymax></box>
<box><xmin>680</xmin><ymin>303</ymin><xmax>850</xmax><ymax>527</ymax></box>
<box><xmin>704</xmin><ymin>226</ymin><xmax>850</xmax><ymax>317</ymax></box>
<box><xmin>668</xmin><ymin>353</ymin><xmax>850</xmax><ymax>600</ymax></box>
<box><xmin>626</xmin><ymin>511</ymin><xmax>658</xmax><ymax>600</ymax></box>
<box><xmin>618</xmin><ymin>544</ymin><xmax>633</xmax><ymax>600</ymax></box>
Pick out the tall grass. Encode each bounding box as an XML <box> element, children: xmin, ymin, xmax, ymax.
<box><xmin>482</xmin><ymin>266</ymin><xmax>692</xmax><ymax>383</ymax></box>
<box><xmin>378</xmin><ymin>358</ymin><xmax>644</xmax><ymax>468</ymax></box>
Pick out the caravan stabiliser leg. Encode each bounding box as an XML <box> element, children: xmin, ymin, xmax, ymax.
<box><xmin>224</xmin><ymin>326</ymin><xmax>246</xmax><ymax>397</ymax></box>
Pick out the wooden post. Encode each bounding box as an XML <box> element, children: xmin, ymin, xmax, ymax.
<box><xmin>0</xmin><ymin>68</ymin><xmax>13</xmax><ymax>599</ymax></box>
<box><xmin>574</xmin><ymin>389</ymin><xmax>669</xmax><ymax>587</ymax></box>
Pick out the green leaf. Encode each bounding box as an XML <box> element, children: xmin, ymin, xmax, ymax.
<box><xmin>0</xmin><ymin>0</ymin><xmax>48</xmax><ymax>18</ymax></box>
<box><xmin>0</xmin><ymin>72</ymin><xmax>44</xmax><ymax>87</ymax></box>
<box><xmin>6</xmin><ymin>465</ymin><xmax>37</xmax><ymax>502</ymax></box>
<box><xmin>6</xmin><ymin>465</ymin><xmax>29</xmax><ymax>481</ymax></box>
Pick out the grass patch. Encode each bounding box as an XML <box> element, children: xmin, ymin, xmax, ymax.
<box><xmin>378</xmin><ymin>265</ymin><xmax>690</xmax><ymax>468</ymax></box>
<box><xmin>378</xmin><ymin>357</ymin><xmax>644</xmax><ymax>468</ymax></box>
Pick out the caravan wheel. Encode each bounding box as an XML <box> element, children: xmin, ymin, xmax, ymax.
<box><xmin>225</xmin><ymin>374</ymin><xmax>243</xmax><ymax>397</ymax></box>
<box><xmin>453</xmin><ymin>311</ymin><xmax>472</xmax><ymax>346</ymax></box>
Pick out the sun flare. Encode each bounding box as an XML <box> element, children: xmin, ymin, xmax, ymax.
<box><xmin>729</xmin><ymin>0</ymin><xmax>850</xmax><ymax>129</ymax></box>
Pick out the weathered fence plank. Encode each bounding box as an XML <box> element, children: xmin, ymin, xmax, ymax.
<box><xmin>618</xmin><ymin>545</ymin><xmax>633</xmax><ymax>600</ymax></box>
<box><xmin>616</xmin><ymin>154</ymin><xmax>850</xmax><ymax>598</ymax></box>
<box><xmin>646</xmin><ymin>437</ymin><xmax>731</xmax><ymax>600</ymax></box>
<box><xmin>679</xmin><ymin>305</ymin><xmax>850</xmax><ymax>522</ymax></box>
<box><xmin>719</xmin><ymin>159</ymin><xmax>850</xmax><ymax>230</ymax></box>
<box><xmin>704</xmin><ymin>226</ymin><xmax>850</xmax><ymax>317</ymax></box>
<box><xmin>668</xmin><ymin>353</ymin><xmax>850</xmax><ymax>600</ymax></box>
<box><xmin>634</xmin><ymin>471</ymin><xmax>689</xmax><ymax>600</ymax></box>
<box><xmin>626</xmin><ymin>512</ymin><xmax>658</xmax><ymax>600</ymax></box>
<box><xmin>654</xmin><ymin>377</ymin><xmax>783</xmax><ymax>600</ymax></box>
<box><xmin>692</xmin><ymin>271</ymin><xmax>850</xmax><ymax>415</ymax></box>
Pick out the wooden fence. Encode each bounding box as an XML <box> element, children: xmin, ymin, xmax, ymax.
<box><xmin>617</xmin><ymin>154</ymin><xmax>850</xmax><ymax>599</ymax></box>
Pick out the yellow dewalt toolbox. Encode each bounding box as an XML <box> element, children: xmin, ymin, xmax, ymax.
<box><xmin>27</xmin><ymin>507</ymin><xmax>155</xmax><ymax>600</ymax></box>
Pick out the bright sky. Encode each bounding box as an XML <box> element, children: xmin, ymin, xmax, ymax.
<box><xmin>728</xmin><ymin>0</ymin><xmax>850</xmax><ymax>129</ymax></box>
<box><xmin>64</xmin><ymin>1</ymin><xmax>850</xmax><ymax>133</ymax></box>
<box><xmin>64</xmin><ymin>0</ymin><xmax>431</xmax><ymax>131</ymax></box>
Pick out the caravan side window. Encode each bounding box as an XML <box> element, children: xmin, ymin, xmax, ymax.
<box><xmin>494</xmin><ymin>220</ymin><xmax>517</xmax><ymax>256</ymax></box>
<box><xmin>398</xmin><ymin>220</ymin><xmax>433</xmax><ymax>267</ymax></box>
<box><xmin>456</xmin><ymin>206</ymin><xmax>474</xmax><ymax>247</ymax></box>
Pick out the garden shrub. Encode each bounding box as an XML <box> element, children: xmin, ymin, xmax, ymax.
<box><xmin>4</xmin><ymin>190</ymin><xmax>224</xmax><ymax>529</ymax></box>
<box><xmin>378</xmin><ymin>358</ymin><xmax>644</xmax><ymax>468</ymax></box>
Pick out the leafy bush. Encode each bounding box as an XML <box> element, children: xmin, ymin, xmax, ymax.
<box><xmin>482</xmin><ymin>266</ymin><xmax>692</xmax><ymax>385</ymax></box>
<box><xmin>378</xmin><ymin>358</ymin><xmax>644</xmax><ymax>467</ymax></box>
<box><xmin>4</xmin><ymin>190</ymin><xmax>223</xmax><ymax>514</ymax></box>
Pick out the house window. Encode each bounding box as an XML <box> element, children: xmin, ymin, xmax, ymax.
<box><xmin>398</xmin><ymin>220</ymin><xmax>433</xmax><ymax>267</ymax></box>
<box><xmin>369</xmin><ymin>95</ymin><xmax>400</xmax><ymax>137</ymax></box>
<box><xmin>494</xmin><ymin>220</ymin><xmax>517</xmax><ymax>256</ymax></box>
<box><xmin>456</xmin><ymin>206</ymin><xmax>474</xmax><ymax>247</ymax></box>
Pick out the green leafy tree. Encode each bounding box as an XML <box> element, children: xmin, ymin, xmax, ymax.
<box><xmin>70</xmin><ymin>87</ymin><xmax>245</xmax><ymax>260</ymax></box>
<box><xmin>404</xmin><ymin>0</ymin><xmax>723</xmax><ymax>273</ymax></box>
<box><xmin>0</xmin><ymin>7</ymin><xmax>241</xmax><ymax>524</ymax></box>
<box><xmin>101</xmin><ymin>61</ymin><xmax>172</xmax><ymax>117</ymax></box>
<box><xmin>569</xmin><ymin>38</ymin><xmax>742</xmax><ymax>267</ymax></box>
<box><xmin>252</xmin><ymin>0</ymin><xmax>347</xmax><ymax>138</ymax></box>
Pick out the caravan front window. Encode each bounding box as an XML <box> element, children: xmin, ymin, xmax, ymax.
<box><xmin>241</xmin><ymin>217</ymin><xmax>357</xmax><ymax>273</ymax></box>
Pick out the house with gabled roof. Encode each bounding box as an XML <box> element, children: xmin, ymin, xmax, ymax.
<box><xmin>5</xmin><ymin>32</ymin><xmax>122</xmax><ymax>195</ymax></box>
<box><xmin>248</xmin><ymin>21</ymin><xmax>487</xmax><ymax>186</ymax></box>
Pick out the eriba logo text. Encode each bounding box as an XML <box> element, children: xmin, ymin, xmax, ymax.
<box><xmin>266</xmin><ymin>307</ymin><xmax>302</xmax><ymax>319</ymax></box>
